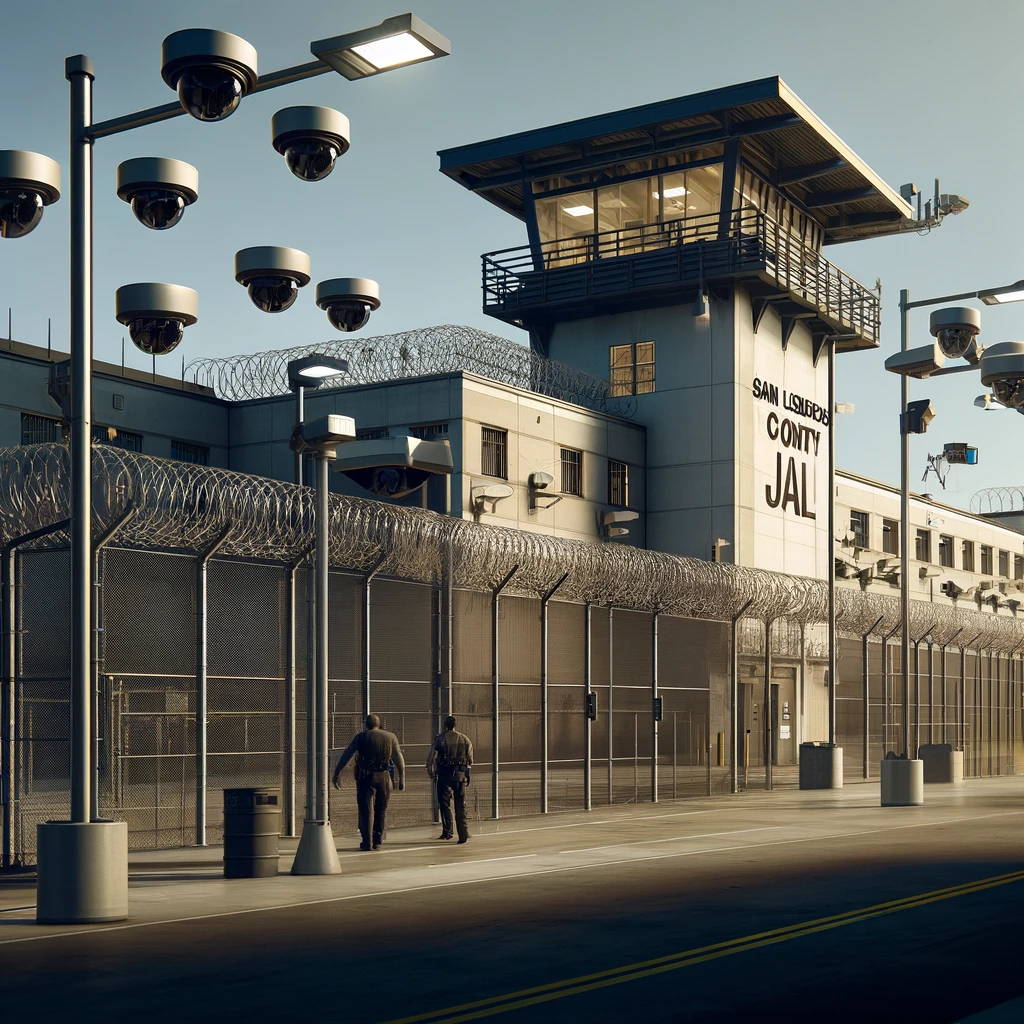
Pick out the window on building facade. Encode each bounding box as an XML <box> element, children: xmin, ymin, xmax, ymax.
<box><xmin>999</xmin><ymin>549</ymin><xmax>1010</xmax><ymax>578</ymax></box>
<box><xmin>93</xmin><ymin>425</ymin><xmax>143</xmax><ymax>452</ymax></box>
<box><xmin>850</xmin><ymin>510</ymin><xmax>869</xmax><ymax>548</ymax></box>
<box><xmin>171</xmin><ymin>440</ymin><xmax>209</xmax><ymax>465</ymax></box>
<box><xmin>410</xmin><ymin>423</ymin><xmax>448</xmax><ymax>441</ymax></box>
<box><xmin>938</xmin><ymin>535</ymin><xmax>954</xmax><ymax>568</ymax></box>
<box><xmin>882</xmin><ymin>518</ymin><xmax>899</xmax><ymax>555</ymax></box>
<box><xmin>21</xmin><ymin>412</ymin><xmax>62</xmax><ymax>445</ymax></box>
<box><xmin>1016</xmin><ymin>555</ymin><xmax>1024</xmax><ymax>581</ymax></box>
<box><xmin>608</xmin><ymin>460</ymin><xmax>628</xmax><ymax>507</ymax></box>
<box><xmin>356</xmin><ymin>427</ymin><xmax>389</xmax><ymax>441</ymax></box>
<box><xmin>560</xmin><ymin>447</ymin><xmax>583</xmax><ymax>496</ymax></box>
<box><xmin>981</xmin><ymin>545</ymin><xmax>993</xmax><ymax>576</ymax></box>
<box><xmin>915</xmin><ymin>529</ymin><xmax>931</xmax><ymax>563</ymax></box>
<box><xmin>610</xmin><ymin>342</ymin><xmax>655</xmax><ymax>397</ymax></box>
<box><xmin>481</xmin><ymin>427</ymin><xmax>507</xmax><ymax>480</ymax></box>
<box><xmin>962</xmin><ymin>540</ymin><xmax>975</xmax><ymax>573</ymax></box>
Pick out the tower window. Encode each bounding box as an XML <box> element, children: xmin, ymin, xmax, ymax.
<box><xmin>481</xmin><ymin>427</ymin><xmax>508</xmax><ymax>480</ymax></box>
<box><xmin>610</xmin><ymin>342</ymin><xmax>655</xmax><ymax>397</ymax></box>
<box><xmin>608</xmin><ymin>460</ymin><xmax>629</xmax><ymax>506</ymax></box>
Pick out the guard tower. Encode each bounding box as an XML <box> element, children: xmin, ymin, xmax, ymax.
<box><xmin>440</xmin><ymin>76</ymin><xmax>926</xmax><ymax>577</ymax></box>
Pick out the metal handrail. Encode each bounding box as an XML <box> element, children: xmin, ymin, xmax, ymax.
<box><xmin>482</xmin><ymin>209</ymin><xmax>880</xmax><ymax>344</ymax></box>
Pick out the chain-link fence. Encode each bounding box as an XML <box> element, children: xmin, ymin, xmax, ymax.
<box><xmin>3</xmin><ymin>443</ymin><xmax>1023</xmax><ymax>867</ymax></box>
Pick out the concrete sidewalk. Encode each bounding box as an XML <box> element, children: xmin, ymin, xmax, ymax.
<box><xmin>2</xmin><ymin>776</ymin><xmax>1022</xmax><ymax>936</ymax></box>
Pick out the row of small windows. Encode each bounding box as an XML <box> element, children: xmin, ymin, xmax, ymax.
<box><xmin>481</xmin><ymin>426</ymin><xmax>629</xmax><ymax>506</ymax></box>
<box><xmin>851</xmin><ymin>509</ymin><xmax>1024</xmax><ymax>579</ymax></box>
<box><xmin>20</xmin><ymin>413</ymin><xmax>208</xmax><ymax>465</ymax></box>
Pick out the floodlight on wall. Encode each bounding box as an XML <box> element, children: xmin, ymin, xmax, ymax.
<box><xmin>711</xmin><ymin>538</ymin><xmax>730</xmax><ymax>562</ymax></box>
<box><xmin>901</xmin><ymin>399</ymin><xmax>936</xmax><ymax>435</ymax></box>
<box><xmin>310</xmin><ymin>14</ymin><xmax>450</xmax><ymax>80</ymax></box>
<box><xmin>471</xmin><ymin>482</ymin><xmax>513</xmax><ymax>518</ymax></box>
<box><xmin>603</xmin><ymin>508</ymin><xmax>638</xmax><ymax>541</ymax></box>
<box><xmin>979</xmin><ymin>280</ymin><xmax>1024</xmax><ymax>305</ymax></box>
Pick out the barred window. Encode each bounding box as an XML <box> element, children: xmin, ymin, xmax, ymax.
<box><xmin>610</xmin><ymin>341</ymin><xmax>655</xmax><ymax>397</ymax></box>
<box><xmin>410</xmin><ymin>423</ymin><xmax>448</xmax><ymax>441</ymax></box>
<box><xmin>1015</xmin><ymin>555</ymin><xmax>1024</xmax><ymax>581</ymax></box>
<box><xmin>171</xmin><ymin>440</ymin><xmax>209</xmax><ymax>465</ymax></box>
<box><xmin>915</xmin><ymin>529</ymin><xmax>931</xmax><ymax>563</ymax></box>
<box><xmin>981</xmin><ymin>545</ymin><xmax>993</xmax><ymax>576</ymax></box>
<box><xmin>21</xmin><ymin>412</ymin><xmax>62</xmax><ymax>445</ymax></box>
<box><xmin>850</xmin><ymin>510</ymin><xmax>869</xmax><ymax>548</ymax></box>
<box><xmin>560</xmin><ymin>447</ymin><xmax>582</xmax><ymax>496</ymax></box>
<box><xmin>962</xmin><ymin>540</ymin><xmax>975</xmax><ymax>572</ymax></box>
<box><xmin>93</xmin><ymin>425</ymin><xmax>143</xmax><ymax>452</ymax></box>
<box><xmin>938</xmin><ymin>534</ymin><xmax>954</xmax><ymax>568</ymax></box>
<box><xmin>608</xmin><ymin>460</ymin><xmax>628</xmax><ymax>506</ymax></box>
<box><xmin>481</xmin><ymin>427</ymin><xmax>507</xmax><ymax>479</ymax></box>
<box><xmin>356</xmin><ymin>427</ymin><xmax>389</xmax><ymax>441</ymax></box>
<box><xmin>999</xmin><ymin>549</ymin><xmax>1010</xmax><ymax>578</ymax></box>
<box><xmin>882</xmin><ymin>518</ymin><xmax>898</xmax><ymax>555</ymax></box>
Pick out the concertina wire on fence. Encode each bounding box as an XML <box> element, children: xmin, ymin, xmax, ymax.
<box><xmin>2</xmin><ymin>442</ymin><xmax>1023</xmax><ymax>654</ymax></box>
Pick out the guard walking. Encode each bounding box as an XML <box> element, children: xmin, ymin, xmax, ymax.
<box><xmin>332</xmin><ymin>714</ymin><xmax>406</xmax><ymax>851</ymax></box>
<box><xmin>426</xmin><ymin>716</ymin><xmax>474</xmax><ymax>844</ymax></box>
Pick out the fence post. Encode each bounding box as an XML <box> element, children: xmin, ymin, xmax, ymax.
<box><xmin>608</xmin><ymin>608</ymin><xmax>614</xmax><ymax>805</ymax></box>
<box><xmin>730</xmin><ymin>600</ymin><xmax>752</xmax><ymax>795</ymax></box>
<box><xmin>584</xmin><ymin>603</ymin><xmax>592</xmax><ymax>812</ymax></box>
<box><xmin>764</xmin><ymin>619</ymin><xmax>773</xmax><ymax>791</ymax></box>
<box><xmin>283</xmin><ymin>545</ymin><xmax>313</xmax><ymax>839</ymax></box>
<box><xmin>540</xmin><ymin>573</ymin><xmax>568</xmax><ymax>815</ymax></box>
<box><xmin>651</xmin><ymin>612</ymin><xmax>658</xmax><ymax>804</ymax></box>
<box><xmin>195</xmin><ymin>525</ymin><xmax>232</xmax><ymax>847</ymax></box>
<box><xmin>491</xmin><ymin>565</ymin><xmax>517</xmax><ymax>820</ymax></box>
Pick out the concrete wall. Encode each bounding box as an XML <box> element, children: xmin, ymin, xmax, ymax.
<box><xmin>549</xmin><ymin>301</ymin><xmax>734</xmax><ymax>560</ymax></box>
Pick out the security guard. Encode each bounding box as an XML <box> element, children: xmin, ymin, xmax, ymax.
<box><xmin>425</xmin><ymin>716</ymin><xmax>474</xmax><ymax>843</ymax></box>
<box><xmin>332</xmin><ymin>714</ymin><xmax>406</xmax><ymax>851</ymax></box>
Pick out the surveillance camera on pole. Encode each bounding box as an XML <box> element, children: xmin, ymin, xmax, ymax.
<box><xmin>116</xmin><ymin>157</ymin><xmax>198</xmax><ymax>230</ymax></box>
<box><xmin>0</xmin><ymin>150</ymin><xmax>60</xmax><ymax>238</ymax></box>
<box><xmin>161</xmin><ymin>29</ymin><xmax>259</xmax><ymax>122</ymax></box>
<box><xmin>235</xmin><ymin>246</ymin><xmax>311</xmax><ymax>313</ymax></box>
<box><xmin>929</xmin><ymin>306</ymin><xmax>982</xmax><ymax>364</ymax></box>
<box><xmin>980</xmin><ymin>341</ymin><xmax>1024</xmax><ymax>409</ymax></box>
<box><xmin>115</xmin><ymin>282</ymin><xmax>198</xmax><ymax>355</ymax></box>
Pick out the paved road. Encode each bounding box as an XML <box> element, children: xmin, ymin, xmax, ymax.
<box><xmin>2</xmin><ymin>779</ymin><xmax>1023</xmax><ymax>1023</ymax></box>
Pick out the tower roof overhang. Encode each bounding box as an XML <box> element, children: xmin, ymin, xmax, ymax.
<box><xmin>438</xmin><ymin>76</ymin><xmax>913</xmax><ymax>244</ymax></box>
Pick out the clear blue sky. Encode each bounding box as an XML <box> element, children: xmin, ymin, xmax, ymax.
<box><xmin>1</xmin><ymin>0</ymin><xmax>1022</xmax><ymax>508</ymax></box>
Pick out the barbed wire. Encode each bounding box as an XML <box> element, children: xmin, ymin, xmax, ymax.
<box><xmin>1</xmin><ymin>443</ymin><xmax>1023</xmax><ymax>652</ymax></box>
<box><xmin>184</xmin><ymin>323</ymin><xmax>638</xmax><ymax>419</ymax></box>
<box><xmin>970</xmin><ymin>486</ymin><xmax>1024</xmax><ymax>515</ymax></box>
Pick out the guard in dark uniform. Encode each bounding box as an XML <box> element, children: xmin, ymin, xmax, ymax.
<box><xmin>332</xmin><ymin>714</ymin><xmax>406</xmax><ymax>850</ymax></box>
<box><xmin>425</xmin><ymin>716</ymin><xmax>474</xmax><ymax>843</ymax></box>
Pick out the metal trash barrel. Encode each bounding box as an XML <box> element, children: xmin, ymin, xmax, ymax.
<box><xmin>223</xmin><ymin>787</ymin><xmax>281</xmax><ymax>878</ymax></box>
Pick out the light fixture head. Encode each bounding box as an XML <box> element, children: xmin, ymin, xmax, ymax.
<box><xmin>901</xmin><ymin>398</ymin><xmax>936</xmax><ymax>435</ymax></box>
<box><xmin>272</xmin><ymin>106</ymin><xmax>350</xmax><ymax>182</ymax></box>
<box><xmin>115</xmin><ymin>282</ymin><xmax>198</xmax><ymax>355</ymax></box>
<box><xmin>234</xmin><ymin>246</ymin><xmax>311</xmax><ymax>313</ymax></box>
<box><xmin>161</xmin><ymin>29</ymin><xmax>258</xmax><ymax>122</ymax></box>
<box><xmin>937</xmin><ymin>193</ymin><xmax>969</xmax><ymax>216</ymax></box>
<box><xmin>562</xmin><ymin>205</ymin><xmax>593</xmax><ymax>217</ymax></box>
<box><xmin>311</xmin><ymin>13</ymin><xmax>450</xmax><ymax>81</ymax></box>
<box><xmin>692</xmin><ymin>288</ymin><xmax>709</xmax><ymax>319</ymax></box>
<box><xmin>0</xmin><ymin>150</ymin><xmax>61</xmax><ymax>239</ymax></box>
<box><xmin>287</xmin><ymin>353</ymin><xmax>349</xmax><ymax>391</ymax></box>
<box><xmin>979</xmin><ymin>280</ymin><xmax>1024</xmax><ymax>305</ymax></box>
<box><xmin>116</xmin><ymin>157</ymin><xmax>198</xmax><ymax>230</ymax></box>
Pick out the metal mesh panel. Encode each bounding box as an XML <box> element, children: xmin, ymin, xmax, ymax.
<box><xmin>548</xmin><ymin>601</ymin><xmax>585</xmax><ymax>812</ymax></box>
<box><xmin>612</xmin><ymin>610</ymin><xmax>653</xmax><ymax>804</ymax></box>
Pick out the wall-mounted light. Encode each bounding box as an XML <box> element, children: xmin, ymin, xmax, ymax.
<box><xmin>528</xmin><ymin>471</ymin><xmax>561</xmax><ymax>513</ymax></box>
<box><xmin>692</xmin><ymin>287</ymin><xmax>709</xmax><ymax>319</ymax></box>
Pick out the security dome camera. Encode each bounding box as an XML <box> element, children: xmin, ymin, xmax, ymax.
<box><xmin>115</xmin><ymin>282</ymin><xmax>198</xmax><ymax>355</ymax></box>
<box><xmin>272</xmin><ymin>106</ymin><xmax>350</xmax><ymax>182</ymax></box>
<box><xmin>161</xmin><ymin>29</ymin><xmax>258</xmax><ymax>122</ymax></box>
<box><xmin>980</xmin><ymin>341</ymin><xmax>1024</xmax><ymax>409</ymax></box>
<box><xmin>316</xmin><ymin>277</ymin><xmax>380</xmax><ymax>332</ymax></box>
<box><xmin>930</xmin><ymin>306</ymin><xmax>982</xmax><ymax>363</ymax></box>
<box><xmin>116</xmin><ymin>157</ymin><xmax>198</xmax><ymax>230</ymax></box>
<box><xmin>0</xmin><ymin>150</ymin><xmax>60</xmax><ymax>239</ymax></box>
<box><xmin>234</xmin><ymin>246</ymin><xmax>311</xmax><ymax>313</ymax></box>
<box><xmin>529</xmin><ymin>472</ymin><xmax>554</xmax><ymax>490</ymax></box>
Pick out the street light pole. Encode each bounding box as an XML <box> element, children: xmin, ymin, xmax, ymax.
<box><xmin>900</xmin><ymin>288</ymin><xmax>912</xmax><ymax>762</ymax></box>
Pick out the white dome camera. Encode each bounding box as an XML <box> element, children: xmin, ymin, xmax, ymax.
<box><xmin>116</xmin><ymin>157</ymin><xmax>198</xmax><ymax>230</ymax></box>
<box><xmin>0</xmin><ymin>150</ymin><xmax>60</xmax><ymax>239</ymax></box>
<box><xmin>929</xmin><ymin>306</ymin><xmax>982</xmax><ymax>363</ymax></box>
<box><xmin>161</xmin><ymin>29</ymin><xmax>258</xmax><ymax>122</ymax></box>
<box><xmin>980</xmin><ymin>341</ymin><xmax>1024</xmax><ymax>409</ymax></box>
<box><xmin>272</xmin><ymin>107</ymin><xmax>350</xmax><ymax>182</ymax></box>
<box><xmin>115</xmin><ymin>282</ymin><xmax>198</xmax><ymax>355</ymax></box>
<box><xmin>315</xmin><ymin>277</ymin><xmax>380</xmax><ymax>332</ymax></box>
<box><xmin>234</xmin><ymin>246</ymin><xmax>311</xmax><ymax>313</ymax></box>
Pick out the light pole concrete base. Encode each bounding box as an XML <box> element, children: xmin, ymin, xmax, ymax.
<box><xmin>880</xmin><ymin>758</ymin><xmax>924</xmax><ymax>806</ymax></box>
<box><xmin>36</xmin><ymin>821</ymin><xmax>128</xmax><ymax>923</ymax></box>
<box><xmin>290</xmin><ymin>819</ymin><xmax>341</xmax><ymax>875</ymax></box>
<box><xmin>799</xmin><ymin>743</ymin><xmax>843</xmax><ymax>789</ymax></box>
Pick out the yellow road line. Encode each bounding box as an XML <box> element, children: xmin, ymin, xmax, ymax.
<box><xmin>384</xmin><ymin>868</ymin><xmax>1024</xmax><ymax>1024</ymax></box>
